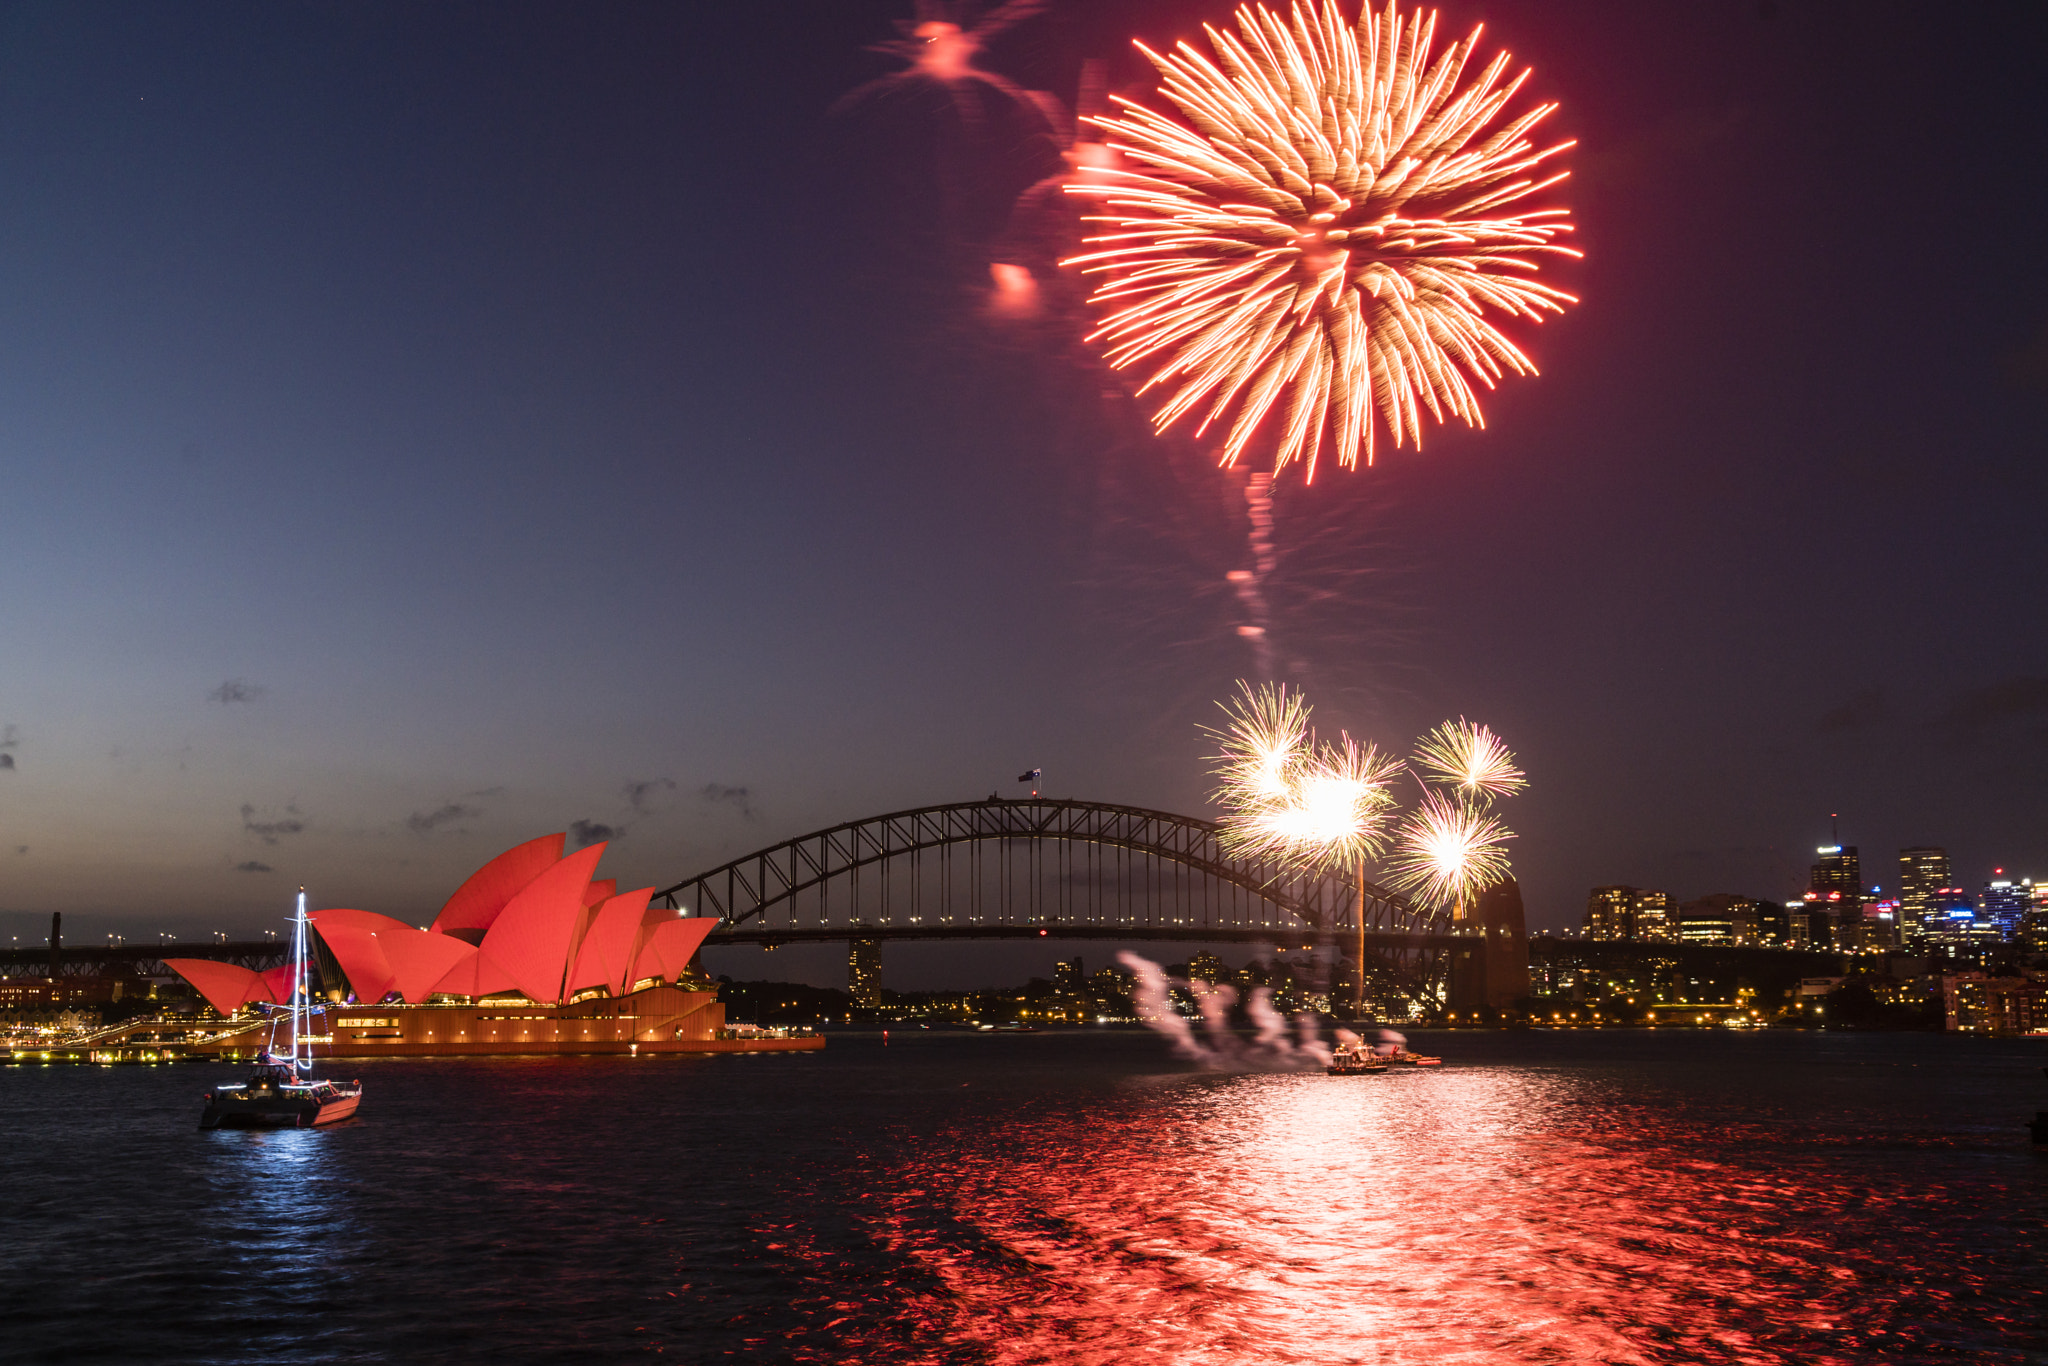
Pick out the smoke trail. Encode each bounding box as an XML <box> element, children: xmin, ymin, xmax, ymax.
<box><xmin>1117</xmin><ymin>950</ymin><xmax>1330</xmax><ymax>1070</ymax></box>
<box><xmin>1120</xmin><ymin>951</ymin><xmax>1206</xmax><ymax>1062</ymax></box>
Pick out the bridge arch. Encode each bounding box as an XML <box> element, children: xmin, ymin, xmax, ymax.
<box><xmin>654</xmin><ymin>798</ymin><xmax>1451</xmax><ymax>992</ymax></box>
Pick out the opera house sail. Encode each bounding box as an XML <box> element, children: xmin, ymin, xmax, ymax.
<box><xmin>166</xmin><ymin>835</ymin><xmax>821</xmax><ymax>1058</ymax></box>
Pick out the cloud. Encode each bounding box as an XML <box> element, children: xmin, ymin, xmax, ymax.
<box><xmin>569</xmin><ymin>819</ymin><xmax>619</xmax><ymax>849</ymax></box>
<box><xmin>208</xmin><ymin>679</ymin><xmax>266</xmax><ymax>705</ymax></box>
<box><xmin>241</xmin><ymin>802</ymin><xmax>306</xmax><ymax>845</ymax></box>
<box><xmin>406</xmin><ymin>802</ymin><xmax>482</xmax><ymax>835</ymax></box>
<box><xmin>234</xmin><ymin>860</ymin><xmax>274</xmax><ymax>873</ymax></box>
<box><xmin>0</xmin><ymin>724</ymin><xmax>18</xmax><ymax>771</ymax></box>
<box><xmin>624</xmin><ymin>778</ymin><xmax>678</xmax><ymax>814</ymax></box>
<box><xmin>1816</xmin><ymin>688</ymin><xmax>1884</xmax><ymax>733</ymax></box>
<box><xmin>0</xmin><ymin>754</ymin><xmax>12</xmax><ymax>771</ymax></box>
<box><xmin>700</xmin><ymin>783</ymin><xmax>756</xmax><ymax>820</ymax></box>
<box><xmin>1943</xmin><ymin>677</ymin><xmax>2048</xmax><ymax>728</ymax></box>
<box><xmin>13</xmin><ymin>846</ymin><xmax>25</xmax><ymax>856</ymax></box>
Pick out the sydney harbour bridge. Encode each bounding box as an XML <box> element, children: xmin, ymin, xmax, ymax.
<box><xmin>4</xmin><ymin>798</ymin><xmax>1527</xmax><ymax>1014</ymax></box>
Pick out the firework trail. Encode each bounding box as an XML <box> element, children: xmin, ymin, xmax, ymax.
<box><xmin>1067</xmin><ymin>0</ymin><xmax>1579</xmax><ymax>481</ymax></box>
<box><xmin>835</xmin><ymin>1</ymin><xmax>1061</xmax><ymax>136</ymax></box>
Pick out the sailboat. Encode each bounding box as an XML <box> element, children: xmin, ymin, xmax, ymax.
<box><xmin>199</xmin><ymin>889</ymin><xmax>363</xmax><ymax>1129</ymax></box>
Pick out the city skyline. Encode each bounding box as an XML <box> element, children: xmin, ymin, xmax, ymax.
<box><xmin>2</xmin><ymin>1</ymin><xmax>2045</xmax><ymax>977</ymax></box>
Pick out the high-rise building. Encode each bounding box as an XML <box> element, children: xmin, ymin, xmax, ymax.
<box><xmin>1052</xmin><ymin>956</ymin><xmax>1084</xmax><ymax>993</ymax></box>
<box><xmin>2024</xmin><ymin>882</ymin><xmax>2048</xmax><ymax>954</ymax></box>
<box><xmin>1979</xmin><ymin>876</ymin><xmax>2031</xmax><ymax>939</ymax></box>
<box><xmin>848</xmin><ymin>936</ymin><xmax>882</xmax><ymax>1008</ymax></box>
<box><xmin>1810</xmin><ymin>844</ymin><xmax>1861</xmax><ymax>899</ymax></box>
<box><xmin>1675</xmin><ymin>897</ymin><xmax>1735</xmax><ymax>944</ymax></box>
<box><xmin>1187</xmin><ymin>952</ymin><xmax>1228</xmax><ymax>984</ymax></box>
<box><xmin>1583</xmin><ymin>887</ymin><xmax>1680</xmax><ymax>942</ymax></box>
<box><xmin>1923</xmin><ymin>887</ymin><xmax>2000</xmax><ymax>957</ymax></box>
<box><xmin>1634</xmin><ymin>890</ymin><xmax>1675</xmax><ymax>942</ymax></box>
<box><xmin>1584</xmin><ymin>886</ymin><xmax>1634</xmax><ymax>940</ymax></box>
<box><xmin>1677</xmin><ymin>894</ymin><xmax>1768</xmax><ymax>946</ymax></box>
<box><xmin>1898</xmin><ymin>847</ymin><xmax>1949</xmax><ymax>942</ymax></box>
<box><xmin>1777</xmin><ymin>902</ymin><xmax>1811</xmax><ymax>949</ymax></box>
<box><xmin>1753</xmin><ymin>900</ymin><xmax>1795</xmax><ymax>947</ymax></box>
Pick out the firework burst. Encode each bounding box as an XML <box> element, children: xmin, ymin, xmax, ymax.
<box><xmin>1206</xmin><ymin>680</ymin><xmax>1312</xmax><ymax>808</ymax></box>
<box><xmin>1068</xmin><ymin>0</ymin><xmax>1578</xmax><ymax>479</ymax></box>
<box><xmin>1207</xmin><ymin>683</ymin><xmax>1399</xmax><ymax>868</ymax></box>
<box><xmin>1412</xmin><ymin>717</ymin><xmax>1525</xmax><ymax>800</ymax></box>
<box><xmin>1384</xmin><ymin>789</ymin><xmax>1514</xmax><ymax>910</ymax></box>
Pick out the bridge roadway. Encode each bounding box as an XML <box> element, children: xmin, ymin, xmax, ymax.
<box><xmin>708</xmin><ymin>923</ymin><xmax>1469</xmax><ymax>951</ymax></box>
<box><xmin>0</xmin><ymin>941</ymin><xmax>286</xmax><ymax>980</ymax></box>
<box><xmin>1</xmin><ymin>928</ymin><xmax>1478</xmax><ymax>975</ymax></box>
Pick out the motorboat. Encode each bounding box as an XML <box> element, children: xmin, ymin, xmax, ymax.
<box><xmin>199</xmin><ymin>889</ymin><xmax>362</xmax><ymax>1130</ymax></box>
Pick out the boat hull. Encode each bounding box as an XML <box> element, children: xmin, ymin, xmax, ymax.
<box><xmin>200</xmin><ymin>1085</ymin><xmax>362</xmax><ymax>1129</ymax></box>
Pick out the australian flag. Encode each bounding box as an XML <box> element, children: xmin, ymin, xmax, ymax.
<box><xmin>1017</xmin><ymin>768</ymin><xmax>1041</xmax><ymax>784</ymax></box>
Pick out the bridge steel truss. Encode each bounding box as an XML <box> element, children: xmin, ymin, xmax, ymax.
<box><xmin>0</xmin><ymin>942</ymin><xmax>287</xmax><ymax>980</ymax></box>
<box><xmin>655</xmin><ymin>798</ymin><xmax>1454</xmax><ymax>1001</ymax></box>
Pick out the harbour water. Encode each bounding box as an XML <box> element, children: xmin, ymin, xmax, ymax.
<box><xmin>3</xmin><ymin>1029</ymin><xmax>2044</xmax><ymax>1364</ymax></box>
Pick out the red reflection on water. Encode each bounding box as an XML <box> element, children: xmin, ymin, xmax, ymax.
<box><xmin>820</xmin><ymin>1067</ymin><xmax>2016</xmax><ymax>1366</ymax></box>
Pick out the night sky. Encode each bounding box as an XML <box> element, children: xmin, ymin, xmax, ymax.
<box><xmin>3</xmin><ymin>1</ymin><xmax>2043</xmax><ymax>985</ymax></box>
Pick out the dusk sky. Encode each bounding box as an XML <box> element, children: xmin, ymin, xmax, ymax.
<box><xmin>3</xmin><ymin>0</ymin><xmax>2044</xmax><ymax>985</ymax></box>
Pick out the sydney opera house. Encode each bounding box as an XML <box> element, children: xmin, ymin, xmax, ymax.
<box><xmin>166</xmin><ymin>835</ymin><xmax>820</xmax><ymax>1057</ymax></box>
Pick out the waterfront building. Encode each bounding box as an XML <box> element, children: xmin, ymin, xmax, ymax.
<box><xmin>1090</xmin><ymin>963</ymin><xmax>1134</xmax><ymax>1001</ymax></box>
<box><xmin>1898</xmin><ymin>846</ymin><xmax>1949</xmax><ymax>943</ymax></box>
<box><xmin>849</xmin><ymin>937</ymin><xmax>883</xmax><ymax>1008</ymax></box>
<box><xmin>1940</xmin><ymin>973</ymin><xmax>2045</xmax><ymax>1034</ymax></box>
<box><xmin>162</xmin><ymin>835</ymin><xmax>819</xmax><ymax>1058</ymax></box>
<box><xmin>1634</xmin><ymin>890</ymin><xmax>1676</xmax><ymax>942</ymax></box>
<box><xmin>1583</xmin><ymin>886</ymin><xmax>1676</xmax><ymax>942</ymax></box>
<box><xmin>1186</xmin><ymin>952</ymin><xmax>1227</xmax><ymax>984</ymax></box>
<box><xmin>1584</xmin><ymin>886</ymin><xmax>1634</xmax><ymax>940</ymax></box>
<box><xmin>1052</xmin><ymin>957</ymin><xmax>1083</xmax><ymax>993</ymax></box>
<box><xmin>1676</xmin><ymin>894</ymin><xmax>1769</xmax><ymax>946</ymax></box>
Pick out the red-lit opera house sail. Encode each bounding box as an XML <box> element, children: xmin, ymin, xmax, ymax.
<box><xmin>305</xmin><ymin>909</ymin><xmax>477</xmax><ymax>1005</ymax></box>
<box><xmin>170</xmin><ymin>835</ymin><xmax>716</xmax><ymax>1014</ymax></box>
<box><xmin>629</xmin><ymin>914</ymin><xmax>717</xmax><ymax>989</ymax></box>
<box><xmin>566</xmin><ymin>887</ymin><xmax>656</xmax><ymax>997</ymax></box>
<box><xmin>164</xmin><ymin>959</ymin><xmax>279</xmax><ymax>1017</ymax></box>
<box><xmin>470</xmin><ymin>841</ymin><xmax>607</xmax><ymax>1003</ymax></box>
<box><xmin>431</xmin><ymin>832</ymin><xmax>567</xmax><ymax>938</ymax></box>
<box><xmin>304</xmin><ymin>914</ymin><xmax>398</xmax><ymax>1004</ymax></box>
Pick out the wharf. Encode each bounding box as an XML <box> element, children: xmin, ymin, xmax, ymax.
<box><xmin>10</xmin><ymin>984</ymin><xmax>825</xmax><ymax>1062</ymax></box>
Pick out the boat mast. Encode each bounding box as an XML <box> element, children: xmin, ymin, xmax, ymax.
<box><xmin>291</xmin><ymin>887</ymin><xmax>309</xmax><ymax>1071</ymax></box>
